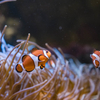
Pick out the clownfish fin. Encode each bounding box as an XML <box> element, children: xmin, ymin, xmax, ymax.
<box><xmin>43</xmin><ymin>63</ymin><xmax>45</xmax><ymax>67</ymax></box>
<box><xmin>95</xmin><ymin>60</ymin><xmax>99</xmax><ymax>67</ymax></box>
<box><xmin>95</xmin><ymin>66</ymin><xmax>98</xmax><ymax>68</ymax></box>
<box><xmin>93</xmin><ymin>49</ymin><xmax>96</xmax><ymax>52</ymax></box>
<box><xmin>40</xmin><ymin>66</ymin><xmax>43</xmax><ymax>69</ymax></box>
<box><xmin>15</xmin><ymin>64</ymin><xmax>23</xmax><ymax>73</ymax></box>
<box><xmin>31</xmin><ymin>48</ymin><xmax>38</xmax><ymax>53</ymax></box>
<box><xmin>40</xmin><ymin>65</ymin><xmax>45</xmax><ymax>69</ymax></box>
<box><xmin>22</xmin><ymin>54</ymin><xmax>27</xmax><ymax>62</ymax></box>
<box><xmin>38</xmin><ymin>54</ymin><xmax>46</xmax><ymax>62</ymax></box>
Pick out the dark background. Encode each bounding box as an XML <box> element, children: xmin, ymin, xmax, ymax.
<box><xmin>0</xmin><ymin>0</ymin><xmax>100</xmax><ymax>63</ymax></box>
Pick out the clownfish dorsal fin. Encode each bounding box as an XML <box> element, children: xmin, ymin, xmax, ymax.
<box><xmin>93</xmin><ymin>49</ymin><xmax>96</xmax><ymax>53</ymax></box>
<box><xmin>31</xmin><ymin>48</ymin><xmax>38</xmax><ymax>53</ymax></box>
<box><xmin>38</xmin><ymin>54</ymin><xmax>46</xmax><ymax>62</ymax></box>
<box><xmin>22</xmin><ymin>54</ymin><xmax>27</xmax><ymax>62</ymax></box>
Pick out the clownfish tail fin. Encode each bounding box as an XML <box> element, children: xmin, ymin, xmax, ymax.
<box><xmin>15</xmin><ymin>64</ymin><xmax>23</xmax><ymax>73</ymax></box>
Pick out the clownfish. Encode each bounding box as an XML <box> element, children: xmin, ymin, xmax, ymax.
<box><xmin>15</xmin><ymin>48</ymin><xmax>51</xmax><ymax>73</ymax></box>
<box><xmin>90</xmin><ymin>50</ymin><xmax>100</xmax><ymax>68</ymax></box>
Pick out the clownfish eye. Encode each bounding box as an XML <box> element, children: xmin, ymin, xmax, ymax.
<box><xmin>46</xmin><ymin>50</ymin><xmax>48</xmax><ymax>53</ymax></box>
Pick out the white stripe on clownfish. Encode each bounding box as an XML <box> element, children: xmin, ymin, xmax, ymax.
<box><xmin>92</xmin><ymin>53</ymin><xmax>100</xmax><ymax>61</ymax></box>
<box><xmin>43</xmin><ymin>50</ymin><xmax>49</xmax><ymax>59</ymax></box>
<box><xmin>93</xmin><ymin>59</ymin><xmax>100</xmax><ymax>67</ymax></box>
<box><xmin>20</xmin><ymin>63</ymin><xmax>24</xmax><ymax>71</ymax></box>
<box><xmin>28</xmin><ymin>53</ymin><xmax>38</xmax><ymax>67</ymax></box>
<box><xmin>93</xmin><ymin>60</ymin><xmax>97</xmax><ymax>67</ymax></box>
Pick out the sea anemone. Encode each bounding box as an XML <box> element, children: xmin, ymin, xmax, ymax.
<box><xmin>0</xmin><ymin>25</ymin><xmax>70</xmax><ymax>100</ymax></box>
<box><xmin>0</xmin><ymin>25</ymin><xmax>100</xmax><ymax>100</ymax></box>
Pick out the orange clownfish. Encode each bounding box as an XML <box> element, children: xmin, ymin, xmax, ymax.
<box><xmin>15</xmin><ymin>48</ymin><xmax>51</xmax><ymax>73</ymax></box>
<box><xmin>90</xmin><ymin>50</ymin><xmax>100</xmax><ymax>68</ymax></box>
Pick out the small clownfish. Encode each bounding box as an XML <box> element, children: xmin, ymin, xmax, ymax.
<box><xmin>90</xmin><ymin>50</ymin><xmax>100</xmax><ymax>68</ymax></box>
<box><xmin>15</xmin><ymin>48</ymin><xmax>51</xmax><ymax>73</ymax></box>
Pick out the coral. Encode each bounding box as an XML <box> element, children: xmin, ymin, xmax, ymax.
<box><xmin>0</xmin><ymin>25</ymin><xmax>100</xmax><ymax>100</ymax></box>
